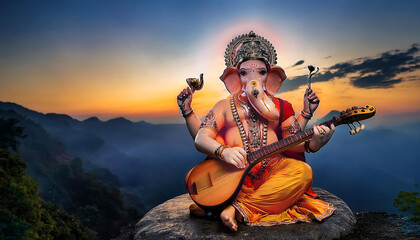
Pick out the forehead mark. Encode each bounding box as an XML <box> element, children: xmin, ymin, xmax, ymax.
<box><xmin>249</xmin><ymin>62</ymin><xmax>258</xmax><ymax>68</ymax></box>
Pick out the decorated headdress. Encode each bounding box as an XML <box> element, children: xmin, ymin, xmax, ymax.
<box><xmin>224</xmin><ymin>31</ymin><xmax>277</xmax><ymax>67</ymax></box>
<box><xmin>220</xmin><ymin>31</ymin><xmax>286</xmax><ymax>95</ymax></box>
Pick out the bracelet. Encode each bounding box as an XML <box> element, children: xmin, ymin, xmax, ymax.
<box><xmin>304</xmin><ymin>139</ymin><xmax>318</xmax><ymax>153</ymax></box>
<box><xmin>301</xmin><ymin>110</ymin><xmax>313</xmax><ymax>119</ymax></box>
<box><xmin>215</xmin><ymin>145</ymin><xmax>229</xmax><ymax>159</ymax></box>
<box><xmin>181</xmin><ymin>108</ymin><xmax>194</xmax><ymax>118</ymax></box>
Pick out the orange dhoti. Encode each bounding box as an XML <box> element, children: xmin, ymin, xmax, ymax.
<box><xmin>232</xmin><ymin>155</ymin><xmax>336</xmax><ymax>226</ymax></box>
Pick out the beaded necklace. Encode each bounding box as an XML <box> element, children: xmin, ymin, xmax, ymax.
<box><xmin>230</xmin><ymin>95</ymin><xmax>270</xmax><ymax>180</ymax></box>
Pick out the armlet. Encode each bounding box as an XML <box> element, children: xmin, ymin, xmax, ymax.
<box><xmin>281</xmin><ymin>118</ymin><xmax>301</xmax><ymax>134</ymax></box>
<box><xmin>200</xmin><ymin>109</ymin><xmax>218</xmax><ymax>132</ymax></box>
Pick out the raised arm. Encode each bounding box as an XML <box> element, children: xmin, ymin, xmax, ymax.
<box><xmin>280</xmin><ymin>87</ymin><xmax>333</xmax><ymax>153</ymax></box>
<box><xmin>177</xmin><ymin>87</ymin><xmax>201</xmax><ymax>139</ymax></box>
<box><xmin>296</xmin><ymin>88</ymin><xmax>320</xmax><ymax>130</ymax></box>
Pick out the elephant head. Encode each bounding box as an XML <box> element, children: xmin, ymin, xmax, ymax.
<box><xmin>220</xmin><ymin>59</ymin><xmax>286</xmax><ymax>121</ymax></box>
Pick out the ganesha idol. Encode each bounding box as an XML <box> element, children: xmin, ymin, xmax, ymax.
<box><xmin>177</xmin><ymin>31</ymin><xmax>336</xmax><ymax>231</ymax></box>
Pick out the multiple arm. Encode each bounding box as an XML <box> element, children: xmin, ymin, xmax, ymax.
<box><xmin>177</xmin><ymin>88</ymin><xmax>247</xmax><ymax>168</ymax></box>
<box><xmin>177</xmin><ymin>86</ymin><xmax>334</xmax><ymax>167</ymax></box>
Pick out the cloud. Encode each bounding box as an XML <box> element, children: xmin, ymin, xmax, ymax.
<box><xmin>288</xmin><ymin>60</ymin><xmax>304</xmax><ymax>68</ymax></box>
<box><xmin>281</xmin><ymin>44</ymin><xmax>420</xmax><ymax>92</ymax></box>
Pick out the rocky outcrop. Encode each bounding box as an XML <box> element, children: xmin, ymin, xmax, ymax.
<box><xmin>134</xmin><ymin>188</ymin><xmax>356</xmax><ymax>239</ymax></box>
<box><xmin>342</xmin><ymin>211</ymin><xmax>420</xmax><ymax>239</ymax></box>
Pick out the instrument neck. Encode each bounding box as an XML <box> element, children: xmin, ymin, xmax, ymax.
<box><xmin>247</xmin><ymin>119</ymin><xmax>335</xmax><ymax>165</ymax></box>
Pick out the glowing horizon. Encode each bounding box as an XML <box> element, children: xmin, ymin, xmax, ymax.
<box><xmin>1</xmin><ymin>1</ymin><xmax>419</xmax><ymax>125</ymax></box>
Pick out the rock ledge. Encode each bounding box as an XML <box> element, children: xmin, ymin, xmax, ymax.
<box><xmin>134</xmin><ymin>188</ymin><xmax>355</xmax><ymax>239</ymax></box>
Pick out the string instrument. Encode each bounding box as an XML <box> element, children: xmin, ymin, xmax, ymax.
<box><xmin>186</xmin><ymin>105</ymin><xmax>376</xmax><ymax>212</ymax></box>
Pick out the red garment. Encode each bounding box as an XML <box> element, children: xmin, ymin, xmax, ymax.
<box><xmin>273</xmin><ymin>97</ymin><xmax>295</xmax><ymax>122</ymax></box>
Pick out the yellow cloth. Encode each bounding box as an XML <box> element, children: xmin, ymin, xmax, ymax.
<box><xmin>232</xmin><ymin>156</ymin><xmax>336</xmax><ymax>226</ymax></box>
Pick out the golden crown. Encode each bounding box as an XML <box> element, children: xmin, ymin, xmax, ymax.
<box><xmin>224</xmin><ymin>31</ymin><xmax>277</xmax><ymax>67</ymax></box>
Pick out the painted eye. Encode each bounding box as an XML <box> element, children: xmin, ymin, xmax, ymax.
<box><xmin>259</xmin><ymin>70</ymin><xmax>267</xmax><ymax>75</ymax></box>
<box><xmin>240</xmin><ymin>71</ymin><xmax>247</xmax><ymax>76</ymax></box>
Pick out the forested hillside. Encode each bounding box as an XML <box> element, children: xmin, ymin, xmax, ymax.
<box><xmin>0</xmin><ymin>115</ymin><xmax>144</xmax><ymax>239</ymax></box>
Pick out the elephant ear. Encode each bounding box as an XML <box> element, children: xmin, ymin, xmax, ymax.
<box><xmin>220</xmin><ymin>67</ymin><xmax>241</xmax><ymax>95</ymax></box>
<box><xmin>266</xmin><ymin>66</ymin><xmax>287</xmax><ymax>95</ymax></box>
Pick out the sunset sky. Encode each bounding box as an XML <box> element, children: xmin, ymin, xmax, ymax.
<box><xmin>1</xmin><ymin>0</ymin><xmax>420</xmax><ymax>126</ymax></box>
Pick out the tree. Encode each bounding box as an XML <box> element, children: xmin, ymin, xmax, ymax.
<box><xmin>0</xmin><ymin>149</ymin><xmax>96</xmax><ymax>239</ymax></box>
<box><xmin>393</xmin><ymin>184</ymin><xmax>420</xmax><ymax>223</ymax></box>
<box><xmin>0</xmin><ymin>118</ymin><xmax>27</xmax><ymax>152</ymax></box>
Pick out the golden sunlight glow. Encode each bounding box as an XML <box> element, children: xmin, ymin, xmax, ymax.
<box><xmin>278</xmin><ymin>70</ymin><xmax>420</xmax><ymax>121</ymax></box>
<box><xmin>2</xmin><ymin>53</ymin><xmax>419</xmax><ymax>125</ymax></box>
<box><xmin>1</xmin><ymin>23</ymin><xmax>419</xmax><ymax>125</ymax></box>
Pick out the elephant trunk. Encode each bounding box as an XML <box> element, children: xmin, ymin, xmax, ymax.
<box><xmin>245</xmin><ymin>80</ymin><xmax>279</xmax><ymax>121</ymax></box>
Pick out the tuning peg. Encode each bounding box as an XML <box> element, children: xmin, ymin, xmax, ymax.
<box><xmin>347</xmin><ymin>122</ymin><xmax>355</xmax><ymax>135</ymax></box>
<box><xmin>355</xmin><ymin>127</ymin><xmax>361</xmax><ymax>133</ymax></box>
<box><xmin>355</xmin><ymin>118</ymin><xmax>365</xmax><ymax>131</ymax></box>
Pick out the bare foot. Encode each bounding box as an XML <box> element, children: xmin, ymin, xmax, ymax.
<box><xmin>220</xmin><ymin>205</ymin><xmax>238</xmax><ymax>231</ymax></box>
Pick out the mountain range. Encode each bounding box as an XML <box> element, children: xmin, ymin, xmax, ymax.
<box><xmin>0</xmin><ymin>101</ymin><xmax>203</xmax><ymax>211</ymax></box>
<box><xmin>0</xmin><ymin>101</ymin><xmax>419</xmax><ymax>214</ymax></box>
